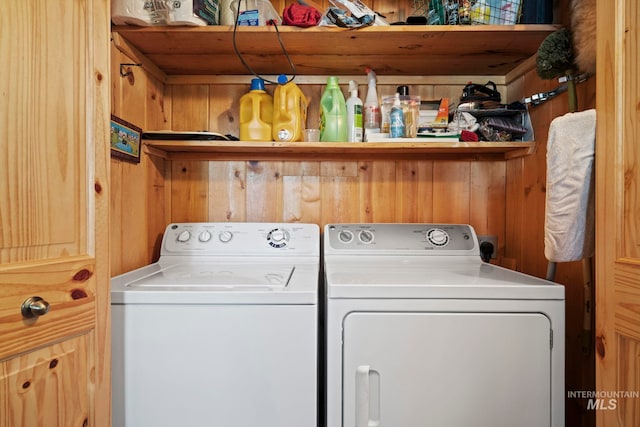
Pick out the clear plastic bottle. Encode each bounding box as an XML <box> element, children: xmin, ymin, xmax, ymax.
<box><xmin>389</xmin><ymin>93</ymin><xmax>405</xmax><ymax>138</ymax></box>
<box><xmin>346</xmin><ymin>80</ymin><xmax>363</xmax><ymax>142</ymax></box>
<box><xmin>363</xmin><ymin>68</ymin><xmax>381</xmax><ymax>141</ymax></box>
<box><xmin>239</xmin><ymin>78</ymin><xmax>273</xmax><ymax>141</ymax></box>
<box><xmin>319</xmin><ymin>76</ymin><xmax>347</xmax><ymax>142</ymax></box>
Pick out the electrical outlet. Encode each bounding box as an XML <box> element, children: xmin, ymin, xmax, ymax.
<box><xmin>477</xmin><ymin>235</ymin><xmax>498</xmax><ymax>260</ymax></box>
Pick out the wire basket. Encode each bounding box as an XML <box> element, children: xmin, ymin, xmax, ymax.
<box><xmin>427</xmin><ymin>0</ymin><xmax>522</xmax><ymax>25</ymax></box>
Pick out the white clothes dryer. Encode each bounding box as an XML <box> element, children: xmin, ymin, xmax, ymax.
<box><xmin>111</xmin><ymin>222</ymin><xmax>319</xmax><ymax>427</ymax></box>
<box><xmin>324</xmin><ymin>223</ymin><xmax>565</xmax><ymax>427</ymax></box>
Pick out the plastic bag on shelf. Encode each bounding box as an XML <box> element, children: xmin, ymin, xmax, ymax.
<box><xmin>219</xmin><ymin>0</ymin><xmax>281</xmax><ymax>26</ymax></box>
<box><xmin>112</xmin><ymin>0</ymin><xmax>169</xmax><ymax>25</ymax></box>
<box><xmin>112</xmin><ymin>0</ymin><xmax>218</xmax><ymax>26</ymax></box>
<box><xmin>318</xmin><ymin>0</ymin><xmax>389</xmax><ymax>27</ymax></box>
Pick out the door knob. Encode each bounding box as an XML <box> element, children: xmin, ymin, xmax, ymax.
<box><xmin>21</xmin><ymin>296</ymin><xmax>50</xmax><ymax>318</ymax></box>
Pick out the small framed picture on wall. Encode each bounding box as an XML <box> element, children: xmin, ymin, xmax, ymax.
<box><xmin>110</xmin><ymin>115</ymin><xmax>142</xmax><ymax>163</ymax></box>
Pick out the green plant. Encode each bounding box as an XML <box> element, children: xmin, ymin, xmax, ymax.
<box><xmin>536</xmin><ymin>28</ymin><xmax>578</xmax><ymax>112</ymax></box>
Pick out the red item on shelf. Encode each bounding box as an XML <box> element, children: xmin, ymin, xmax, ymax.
<box><xmin>282</xmin><ymin>3</ymin><xmax>321</xmax><ymax>27</ymax></box>
<box><xmin>461</xmin><ymin>130</ymin><xmax>479</xmax><ymax>142</ymax></box>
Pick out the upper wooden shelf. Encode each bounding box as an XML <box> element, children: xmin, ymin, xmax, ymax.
<box><xmin>112</xmin><ymin>24</ymin><xmax>558</xmax><ymax>76</ymax></box>
<box><xmin>143</xmin><ymin>140</ymin><xmax>536</xmax><ymax>161</ymax></box>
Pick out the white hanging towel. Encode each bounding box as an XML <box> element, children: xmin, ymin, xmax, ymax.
<box><xmin>544</xmin><ymin>109</ymin><xmax>596</xmax><ymax>262</ymax></box>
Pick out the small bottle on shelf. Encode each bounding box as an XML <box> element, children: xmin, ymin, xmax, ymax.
<box><xmin>363</xmin><ymin>68</ymin><xmax>381</xmax><ymax>141</ymax></box>
<box><xmin>389</xmin><ymin>93</ymin><xmax>405</xmax><ymax>138</ymax></box>
<box><xmin>346</xmin><ymin>80</ymin><xmax>363</xmax><ymax>142</ymax></box>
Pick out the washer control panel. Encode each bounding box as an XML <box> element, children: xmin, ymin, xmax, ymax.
<box><xmin>162</xmin><ymin>222</ymin><xmax>319</xmax><ymax>256</ymax></box>
<box><xmin>325</xmin><ymin>223</ymin><xmax>478</xmax><ymax>253</ymax></box>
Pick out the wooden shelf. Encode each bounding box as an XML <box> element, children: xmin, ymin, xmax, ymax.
<box><xmin>143</xmin><ymin>140</ymin><xmax>536</xmax><ymax>161</ymax></box>
<box><xmin>112</xmin><ymin>24</ymin><xmax>558</xmax><ymax>77</ymax></box>
<box><xmin>117</xmin><ymin>25</ymin><xmax>548</xmax><ymax>160</ymax></box>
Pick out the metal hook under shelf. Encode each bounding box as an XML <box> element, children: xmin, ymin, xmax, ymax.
<box><xmin>120</xmin><ymin>63</ymin><xmax>142</xmax><ymax>78</ymax></box>
<box><xmin>523</xmin><ymin>73</ymin><xmax>592</xmax><ymax>107</ymax></box>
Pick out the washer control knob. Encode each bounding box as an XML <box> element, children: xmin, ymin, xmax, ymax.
<box><xmin>218</xmin><ymin>231</ymin><xmax>233</xmax><ymax>243</ymax></box>
<box><xmin>271</xmin><ymin>229</ymin><xmax>285</xmax><ymax>242</ymax></box>
<box><xmin>199</xmin><ymin>230</ymin><xmax>212</xmax><ymax>242</ymax></box>
<box><xmin>267</xmin><ymin>228</ymin><xmax>289</xmax><ymax>248</ymax></box>
<box><xmin>427</xmin><ymin>228</ymin><xmax>449</xmax><ymax>246</ymax></box>
<box><xmin>177</xmin><ymin>230</ymin><xmax>191</xmax><ymax>242</ymax></box>
<box><xmin>338</xmin><ymin>230</ymin><xmax>353</xmax><ymax>243</ymax></box>
<box><xmin>359</xmin><ymin>230</ymin><xmax>374</xmax><ymax>244</ymax></box>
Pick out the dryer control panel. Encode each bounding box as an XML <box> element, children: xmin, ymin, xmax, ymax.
<box><xmin>162</xmin><ymin>222</ymin><xmax>319</xmax><ymax>256</ymax></box>
<box><xmin>325</xmin><ymin>223</ymin><xmax>478</xmax><ymax>255</ymax></box>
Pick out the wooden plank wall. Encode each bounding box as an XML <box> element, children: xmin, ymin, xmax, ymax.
<box><xmin>110</xmin><ymin>47</ymin><xmax>170</xmax><ymax>276</ymax></box>
<box><xmin>163</xmin><ymin>80</ymin><xmax>505</xmax><ymax>234</ymax></box>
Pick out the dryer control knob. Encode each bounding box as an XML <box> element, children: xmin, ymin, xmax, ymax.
<box><xmin>218</xmin><ymin>231</ymin><xmax>233</xmax><ymax>243</ymax></box>
<box><xmin>338</xmin><ymin>230</ymin><xmax>353</xmax><ymax>243</ymax></box>
<box><xmin>358</xmin><ymin>230</ymin><xmax>374</xmax><ymax>244</ymax></box>
<box><xmin>199</xmin><ymin>230</ymin><xmax>212</xmax><ymax>242</ymax></box>
<box><xmin>177</xmin><ymin>230</ymin><xmax>191</xmax><ymax>242</ymax></box>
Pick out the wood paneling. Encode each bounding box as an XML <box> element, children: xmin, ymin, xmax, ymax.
<box><xmin>170</xmin><ymin>161</ymin><xmax>210</xmax><ymax>222</ymax></box>
<box><xmin>395</xmin><ymin>161</ymin><xmax>434</xmax><ymax>222</ymax></box>
<box><xmin>208</xmin><ymin>161</ymin><xmax>248</xmax><ymax>221</ymax></box>
<box><xmin>111</xmin><ymin>46</ymin><xmax>168</xmax><ymax>275</ymax></box>
<box><xmin>0</xmin><ymin>335</ymin><xmax>89</xmax><ymax>427</ymax></box>
<box><xmin>156</xmin><ymin>81</ymin><xmax>509</xmax><ymax>238</ymax></box>
<box><xmin>164</xmin><ymin>158</ymin><xmax>506</xmax><ymax>239</ymax></box>
<box><xmin>470</xmin><ymin>161</ymin><xmax>506</xmax><ymax>239</ymax></box>
<box><xmin>1</xmin><ymin>0</ymin><xmax>110</xmax><ymax>425</ymax></box>
<box><xmin>596</xmin><ymin>0</ymin><xmax>640</xmax><ymax>425</ymax></box>
<box><xmin>0</xmin><ymin>257</ymin><xmax>96</xmax><ymax>361</ymax></box>
<box><xmin>0</xmin><ymin>0</ymin><xmax>87</xmax><ymax>264</ymax></box>
<box><xmin>618</xmin><ymin>336</ymin><xmax>640</xmax><ymax>419</ymax></box>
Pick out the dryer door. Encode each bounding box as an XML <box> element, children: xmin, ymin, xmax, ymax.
<box><xmin>343</xmin><ymin>312</ymin><xmax>551</xmax><ymax>427</ymax></box>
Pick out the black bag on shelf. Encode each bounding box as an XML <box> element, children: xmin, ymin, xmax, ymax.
<box><xmin>460</xmin><ymin>81</ymin><xmax>502</xmax><ymax>104</ymax></box>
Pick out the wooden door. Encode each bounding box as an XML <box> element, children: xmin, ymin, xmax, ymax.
<box><xmin>0</xmin><ymin>1</ymin><xmax>110</xmax><ymax>426</ymax></box>
<box><xmin>596</xmin><ymin>0</ymin><xmax>640</xmax><ymax>425</ymax></box>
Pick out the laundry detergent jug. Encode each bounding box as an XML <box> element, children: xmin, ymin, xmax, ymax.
<box><xmin>319</xmin><ymin>76</ymin><xmax>347</xmax><ymax>142</ymax></box>
<box><xmin>239</xmin><ymin>78</ymin><xmax>273</xmax><ymax>141</ymax></box>
<box><xmin>272</xmin><ymin>74</ymin><xmax>308</xmax><ymax>142</ymax></box>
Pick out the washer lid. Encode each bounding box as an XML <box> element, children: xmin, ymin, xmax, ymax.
<box><xmin>111</xmin><ymin>262</ymin><xmax>318</xmax><ymax>304</ymax></box>
<box><xmin>127</xmin><ymin>264</ymin><xmax>295</xmax><ymax>287</ymax></box>
<box><xmin>325</xmin><ymin>257</ymin><xmax>564</xmax><ymax>300</ymax></box>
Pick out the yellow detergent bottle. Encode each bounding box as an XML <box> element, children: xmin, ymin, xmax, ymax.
<box><xmin>272</xmin><ymin>74</ymin><xmax>308</xmax><ymax>142</ymax></box>
<box><xmin>239</xmin><ymin>78</ymin><xmax>273</xmax><ymax>141</ymax></box>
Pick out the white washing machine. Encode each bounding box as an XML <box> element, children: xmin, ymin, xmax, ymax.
<box><xmin>324</xmin><ymin>223</ymin><xmax>565</xmax><ymax>427</ymax></box>
<box><xmin>111</xmin><ymin>222</ymin><xmax>319</xmax><ymax>427</ymax></box>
